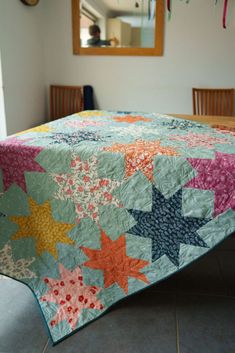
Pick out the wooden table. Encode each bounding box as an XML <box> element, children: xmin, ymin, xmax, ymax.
<box><xmin>171</xmin><ymin>114</ymin><xmax>235</xmax><ymax>129</ymax></box>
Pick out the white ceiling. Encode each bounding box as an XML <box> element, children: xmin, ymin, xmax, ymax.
<box><xmin>99</xmin><ymin>0</ymin><xmax>149</xmax><ymax>15</ymax></box>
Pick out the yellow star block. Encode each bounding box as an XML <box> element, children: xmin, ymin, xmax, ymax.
<box><xmin>16</xmin><ymin>125</ymin><xmax>51</xmax><ymax>135</ymax></box>
<box><xmin>10</xmin><ymin>198</ymin><xmax>74</xmax><ymax>259</ymax></box>
<box><xmin>76</xmin><ymin>111</ymin><xmax>104</xmax><ymax>118</ymax></box>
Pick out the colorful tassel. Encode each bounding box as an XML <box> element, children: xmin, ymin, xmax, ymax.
<box><xmin>167</xmin><ymin>0</ymin><xmax>230</xmax><ymax>29</ymax></box>
<box><xmin>223</xmin><ymin>0</ymin><xmax>228</xmax><ymax>29</ymax></box>
<box><xmin>167</xmin><ymin>0</ymin><xmax>171</xmax><ymax>12</ymax></box>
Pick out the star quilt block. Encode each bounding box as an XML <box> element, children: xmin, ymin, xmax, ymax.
<box><xmin>0</xmin><ymin>110</ymin><xmax>235</xmax><ymax>344</ymax></box>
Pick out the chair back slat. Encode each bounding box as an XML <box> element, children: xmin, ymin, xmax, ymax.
<box><xmin>50</xmin><ymin>85</ymin><xmax>84</xmax><ymax>121</ymax></box>
<box><xmin>192</xmin><ymin>88</ymin><xmax>234</xmax><ymax>116</ymax></box>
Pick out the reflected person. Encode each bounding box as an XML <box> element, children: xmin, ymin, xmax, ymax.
<box><xmin>87</xmin><ymin>25</ymin><xmax>119</xmax><ymax>47</ymax></box>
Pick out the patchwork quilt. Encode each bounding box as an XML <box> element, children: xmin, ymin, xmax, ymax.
<box><xmin>0</xmin><ymin>110</ymin><xmax>235</xmax><ymax>344</ymax></box>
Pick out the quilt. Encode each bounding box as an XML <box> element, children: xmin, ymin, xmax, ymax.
<box><xmin>0</xmin><ymin>110</ymin><xmax>235</xmax><ymax>344</ymax></box>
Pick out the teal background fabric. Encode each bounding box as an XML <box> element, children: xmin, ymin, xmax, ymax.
<box><xmin>0</xmin><ymin>110</ymin><xmax>235</xmax><ymax>344</ymax></box>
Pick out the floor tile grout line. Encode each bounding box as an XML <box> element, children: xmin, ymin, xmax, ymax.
<box><xmin>151</xmin><ymin>289</ymin><xmax>235</xmax><ymax>300</ymax></box>
<box><xmin>175</xmin><ymin>295</ymin><xmax>180</xmax><ymax>353</ymax></box>
<box><xmin>175</xmin><ymin>317</ymin><xmax>180</xmax><ymax>353</ymax></box>
<box><xmin>216</xmin><ymin>249</ymin><xmax>235</xmax><ymax>252</ymax></box>
<box><xmin>41</xmin><ymin>338</ymin><xmax>50</xmax><ymax>353</ymax></box>
<box><xmin>216</xmin><ymin>251</ymin><xmax>230</xmax><ymax>296</ymax></box>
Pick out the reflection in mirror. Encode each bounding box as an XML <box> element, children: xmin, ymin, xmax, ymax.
<box><xmin>80</xmin><ymin>0</ymin><xmax>156</xmax><ymax>48</ymax></box>
<box><xmin>72</xmin><ymin>0</ymin><xmax>164</xmax><ymax>55</ymax></box>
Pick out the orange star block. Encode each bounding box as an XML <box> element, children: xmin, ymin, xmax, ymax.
<box><xmin>113</xmin><ymin>115</ymin><xmax>152</xmax><ymax>124</ymax></box>
<box><xmin>81</xmin><ymin>229</ymin><xmax>149</xmax><ymax>294</ymax></box>
<box><xmin>104</xmin><ymin>139</ymin><xmax>179</xmax><ymax>181</ymax></box>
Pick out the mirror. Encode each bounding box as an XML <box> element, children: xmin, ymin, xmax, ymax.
<box><xmin>72</xmin><ymin>0</ymin><xmax>164</xmax><ymax>56</ymax></box>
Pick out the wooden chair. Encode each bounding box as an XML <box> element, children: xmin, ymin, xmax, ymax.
<box><xmin>192</xmin><ymin>88</ymin><xmax>234</xmax><ymax>116</ymax></box>
<box><xmin>50</xmin><ymin>85</ymin><xmax>94</xmax><ymax>121</ymax></box>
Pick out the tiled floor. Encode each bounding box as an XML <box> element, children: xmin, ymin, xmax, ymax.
<box><xmin>0</xmin><ymin>236</ymin><xmax>235</xmax><ymax>353</ymax></box>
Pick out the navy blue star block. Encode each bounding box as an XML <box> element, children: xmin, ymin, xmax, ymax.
<box><xmin>161</xmin><ymin>119</ymin><xmax>204</xmax><ymax>130</ymax></box>
<box><xmin>49</xmin><ymin>131</ymin><xmax>103</xmax><ymax>146</ymax></box>
<box><xmin>128</xmin><ymin>187</ymin><xmax>209</xmax><ymax>267</ymax></box>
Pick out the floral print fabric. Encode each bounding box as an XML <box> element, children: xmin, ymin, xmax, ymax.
<box><xmin>0</xmin><ymin>110</ymin><xmax>235</xmax><ymax>344</ymax></box>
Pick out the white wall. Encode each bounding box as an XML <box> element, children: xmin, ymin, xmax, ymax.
<box><xmin>0</xmin><ymin>0</ymin><xmax>46</xmax><ymax>135</ymax></box>
<box><xmin>0</xmin><ymin>52</ymin><xmax>7</xmax><ymax>139</ymax></box>
<box><xmin>43</xmin><ymin>0</ymin><xmax>235</xmax><ymax>115</ymax></box>
<box><xmin>0</xmin><ymin>0</ymin><xmax>234</xmax><ymax>135</ymax></box>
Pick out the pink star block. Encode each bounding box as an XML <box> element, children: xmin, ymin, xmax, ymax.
<box><xmin>40</xmin><ymin>264</ymin><xmax>104</xmax><ymax>330</ymax></box>
<box><xmin>1</xmin><ymin>136</ymin><xmax>32</xmax><ymax>146</ymax></box>
<box><xmin>0</xmin><ymin>142</ymin><xmax>44</xmax><ymax>192</ymax></box>
<box><xmin>170</xmin><ymin>132</ymin><xmax>230</xmax><ymax>149</ymax></box>
<box><xmin>52</xmin><ymin>155</ymin><xmax>122</xmax><ymax>223</ymax></box>
<box><xmin>185</xmin><ymin>152</ymin><xmax>235</xmax><ymax>216</ymax></box>
<box><xmin>65</xmin><ymin>120</ymin><xmax>107</xmax><ymax>128</ymax></box>
<box><xmin>212</xmin><ymin>125</ymin><xmax>235</xmax><ymax>138</ymax></box>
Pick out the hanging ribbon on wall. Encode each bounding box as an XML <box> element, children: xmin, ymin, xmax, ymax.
<box><xmin>166</xmin><ymin>0</ymin><xmax>230</xmax><ymax>29</ymax></box>
<box><xmin>167</xmin><ymin>0</ymin><xmax>190</xmax><ymax>12</ymax></box>
<box><xmin>223</xmin><ymin>0</ymin><xmax>228</xmax><ymax>28</ymax></box>
<box><xmin>148</xmin><ymin>0</ymin><xmax>156</xmax><ymax>20</ymax></box>
<box><xmin>167</xmin><ymin>0</ymin><xmax>190</xmax><ymax>20</ymax></box>
<box><xmin>167</xmin><ymin>0</ymin><xmax>171</xmax><ymax>12</ymax></box>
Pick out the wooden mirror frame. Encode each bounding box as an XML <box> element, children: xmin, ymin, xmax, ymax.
<box><xmin>72</xmin><ymin>0</ymin><xmax>164</xmax><ymax>56</ymax></box>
